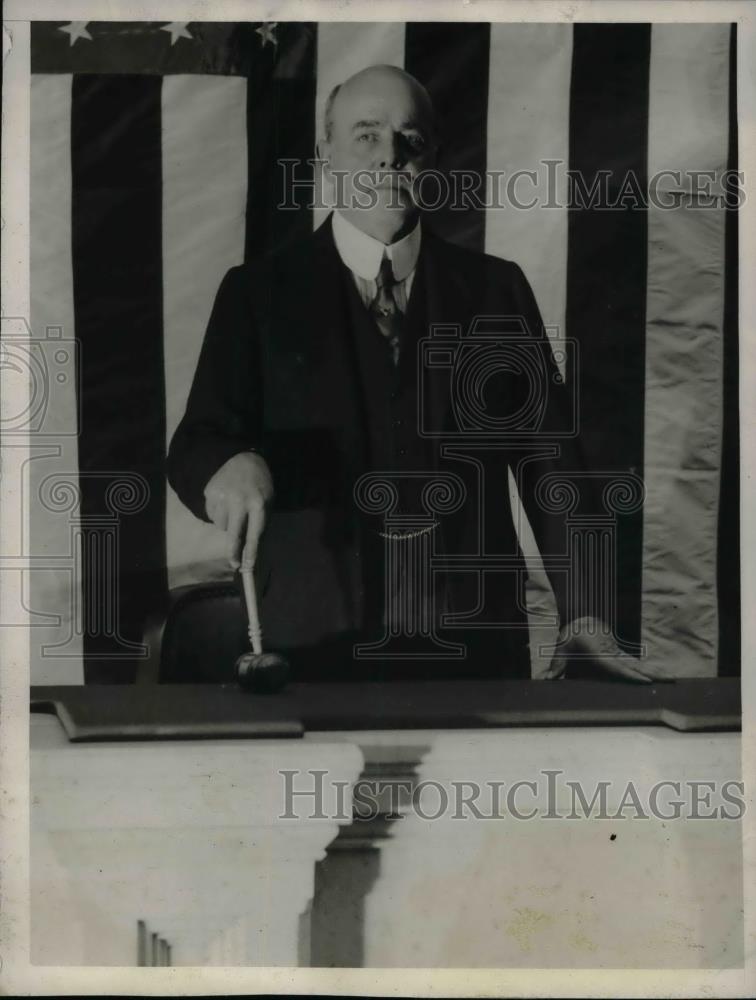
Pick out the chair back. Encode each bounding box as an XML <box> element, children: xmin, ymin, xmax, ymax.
<box><xmin>141</xmin><ymin>581</ymin><xmax>248</xmax><ymax>683</ymax></box>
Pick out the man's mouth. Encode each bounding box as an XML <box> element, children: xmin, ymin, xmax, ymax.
<box><xmin>372</xmin><ymin>172</ymin><xmax>413</xmax><ymax>190</ymax></box>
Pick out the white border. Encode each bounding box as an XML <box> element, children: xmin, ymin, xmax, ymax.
<box><xmin>2</xmin><ymin>1</ymin><xmax>754</xmax><ymax>996</ymax></box>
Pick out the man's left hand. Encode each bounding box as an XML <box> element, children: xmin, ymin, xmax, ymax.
<box><xmin>544</xmin><ymin>618</ymin><xmax>676</xmax><ymax>683</ymax></box>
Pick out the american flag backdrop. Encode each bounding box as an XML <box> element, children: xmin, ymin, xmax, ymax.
<box><xmin>28</xmin><ymin>20</ymin><xmax>739</xmax><ymax>684</ymax></box>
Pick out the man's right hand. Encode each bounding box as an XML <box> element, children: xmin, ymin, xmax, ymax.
<box><xmin>203</xmin><ymin>452</ymin><xmax>274</xmax><ymax>570</ymax></box>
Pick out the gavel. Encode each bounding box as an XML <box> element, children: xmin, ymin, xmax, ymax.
<box><xmin>235</xmin><ymin>561</ymin><xmax>290</xmax><ymax>693</ymax></box>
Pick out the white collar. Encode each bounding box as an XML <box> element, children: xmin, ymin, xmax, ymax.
<box><xmin>332</xmin><ymin>210</ymin><xmax>421</xmax><ymax>283</ymax></box>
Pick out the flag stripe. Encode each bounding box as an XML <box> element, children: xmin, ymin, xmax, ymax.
<box><xmin>566</xmin><ymin>24</ymin><xmax>651</xmax><ymax>650</ymax></box>
<box><xmin>245</xmin><ymin>23</ymin><xmax>318</xmax><ymax>258</ymax></box>
<box><xmin>404</xmin><ymin>22</ymin><xmax>490</xmax><ymax>252</ymax></box>
<box><xmin>485</xmin><ymin>24</ymin><xmax>574</xmax><ymax>674</ymax></box>
<box><xmin>718</xmin><ymin>23</ymin><xmax>740</xmax><ymax>676</ymax></box>
<box><xmin>30</xmin><ymin>75</ymin><xmax>83</xmax><ymax>684</ymax></box>
<box><xmin>314</xmin><ymin>22</ymin><xmax>406</xmax><ymax>231</ymax></box>
<box><xmin>162</xmin><ymin>76</ymin><xmax>249</xmax><ymax>589</ymax></box>
<box><xmin>642</xmin><ymin>24</ymin><xmax>730</xmax><ymax>677</ymax></box>
<box><xmin>485</xmin><ymin>24</ymin><xmax>573</xmax><ymax>341</ymax></box>
<box><xmin>71</xmin><ymin>75</ymin><xmax>168</xmax><ymax>682</ymax></box>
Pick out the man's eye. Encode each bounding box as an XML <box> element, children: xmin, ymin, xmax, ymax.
<box><xmin>357</xmin><ymin>133</ymin><xmax>379</xmax><ymax>144</ymax></box>
<box><xmin>405</xmin><ymin>133</ymin><xmax>426</xmax><ymax>150</ymax></box>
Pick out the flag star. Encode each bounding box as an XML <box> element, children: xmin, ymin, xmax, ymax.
<box><xmin>58</xmin><ymin>22</ymin><xmax>92</xmax><ymax>47</ymax></box>
<box><xmin>256</xmin><ymin>22</ymin><xmax>278</xmax><ymax>48</ymax></box>
<box><xmin>160</xmin><ymin>22</ymin><xmax>193</xmax><ymax>46</ymax></box>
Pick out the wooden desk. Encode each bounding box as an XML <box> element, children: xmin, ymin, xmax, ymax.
<box><xmin>30</xmin><ymin>681</ymin><xmax>743</xmax><ymax>968</ymax></box>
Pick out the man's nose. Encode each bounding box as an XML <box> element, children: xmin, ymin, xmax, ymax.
<box><xmin>377</xmin><ymin>132</ymin><xmax>408</xmax><ymax>171</ymax></box>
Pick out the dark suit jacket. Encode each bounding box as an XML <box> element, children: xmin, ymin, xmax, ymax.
<box><xmin>167</xmin><ymin>216</ymin><xmax>587</xmax><ymax>679</ymax></box>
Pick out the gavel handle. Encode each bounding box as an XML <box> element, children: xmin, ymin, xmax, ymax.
<box><xmin>240</xmin><ymin>567</ymin><xmax>263</xmax><ymax>655</ymax></box>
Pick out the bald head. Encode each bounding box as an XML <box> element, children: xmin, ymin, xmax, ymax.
<box><xmin>324</xmin><ymin>65</ymin><xmax>436</xmax><ymax>144</ymax></box>
<box><xmin>319</xmin><ymin>64</ymin><xmax>438</xmax><ymax>243</ymax></box>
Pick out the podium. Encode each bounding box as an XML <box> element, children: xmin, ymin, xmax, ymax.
<box><xmin>30</xmin><ymin>680</ymin><xmax>742</xmax><ymax>967</ymax></box>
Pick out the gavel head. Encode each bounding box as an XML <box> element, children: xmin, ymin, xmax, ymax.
<box><xmin>235</xmin><ymin>651</ymin><xmax>291</xmax><ymax>693</ymax></box>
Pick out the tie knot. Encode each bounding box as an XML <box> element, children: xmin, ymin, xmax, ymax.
<box><xmin>376</xmin><ymin>254</ymin><xmax>395</xmax><ymax>289</ymax></box>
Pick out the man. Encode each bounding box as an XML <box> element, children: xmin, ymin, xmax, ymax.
<box><xmin>168</xmin><ymin>65</ymin><xmax>663</xmax><ymax>682</ymax></box>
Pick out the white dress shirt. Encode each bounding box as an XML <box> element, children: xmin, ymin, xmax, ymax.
<box><xmin>331</xmin><ymin>209</ymin><xmax>421</xmax><ymax>313</ymax></box>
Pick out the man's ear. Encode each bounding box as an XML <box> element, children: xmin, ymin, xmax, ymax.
<box><xmin>317</xmin><ymin>139</ymin><xmax>331</xmax><ymax>178</ymax></box>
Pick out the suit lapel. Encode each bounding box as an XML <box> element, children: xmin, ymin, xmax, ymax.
<box><xmin>417</xmin><ymin>228</ymin><xmax>480</xmax><ymax>438</ymax></box>
<box><xmin>310</xmin><ymin>219</ymin><xmax>369</xmax><ymax>459</ymax></box>
<box><xmin>278</xmin><ymin>218</ymin><xmax>478</xmax><ymax>456</ymax></box>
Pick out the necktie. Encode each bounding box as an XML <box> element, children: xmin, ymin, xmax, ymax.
<box><xmin>370</xmin><ymin>254</ymin><xmax>403</xmax><ymax>366</ymax></box>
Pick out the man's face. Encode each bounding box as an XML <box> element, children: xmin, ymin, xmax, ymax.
<box><xmin>321</xmin><ymin>68</ymin><xmax>437</xmax><ymax>221</ymax></box>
